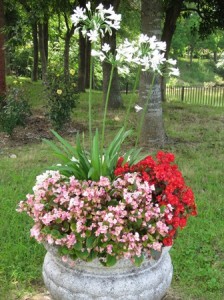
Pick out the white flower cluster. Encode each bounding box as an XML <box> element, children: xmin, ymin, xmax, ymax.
<box><xmin>91</xmin><ymin>34</ymin><xmax>179</xmax><ymax>77</ymax></box>
<box><xmin>71</xmin><ymin>2</ymin><xmax>121</xmax><ymax>43</ymax></box>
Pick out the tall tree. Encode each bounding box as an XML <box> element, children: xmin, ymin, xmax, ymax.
<box><xmin>31</xmin><ymin>20</ymin><xmax>39</xmax><ymax>81</ymax></box>
<box><xmin>77</xmin><ymin>0</ymin><xmax>90</xmax><ymax>91</ymax></box>
<box><xmin>0</xmin><ymin>0</ymin><xmax>6</xmax><ymax>99</ymax></box>
<box><xmin>139</xmin><ymin>0</ymin><xmax>166</xmax><ymax>147</ymax></box>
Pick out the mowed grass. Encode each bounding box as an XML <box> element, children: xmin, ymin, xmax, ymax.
<box><xmin>0</xmin><ymin>89</ymin><xmax>224</xmax><ymax>299</ymax></box>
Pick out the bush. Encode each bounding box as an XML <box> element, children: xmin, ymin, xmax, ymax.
<box><xmin>0</xmin><ymin>86</ymin><xmax>31</xmax><ymax>135</ymax></box>
<box><xmin>45</xmin><ymin>70</ymin><xmax>79</xmax><ymax>129</ymax></box>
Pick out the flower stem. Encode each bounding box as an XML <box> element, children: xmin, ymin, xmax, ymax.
<box><xmin>89</xmin><ymin>50</ymin><xmax>94</xmax><ymax>147</ymax></box>
<box><xmin>135</xmin><ymin>73</ymin><xmax>156</xmax><ymax>147</ymax></box>
<box><xmin>101</xmin><ymin>64</ymin><xmax>115</xmax><ymax>156</ymax></box>
<box><xmin>124</xmin><ymin>66</ymin><xmax>141</xmax><ymax>130</ymax></box>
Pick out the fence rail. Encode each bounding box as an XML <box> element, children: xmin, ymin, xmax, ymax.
<box><xmin>166</xmin><ymin>86</ymin><xmax>224</xmax><ymax>107</ymax></box>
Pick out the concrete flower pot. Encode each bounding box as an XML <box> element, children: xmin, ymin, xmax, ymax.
<box><xmin>43</xmin><ymin>245</ymin><xmax>173</xmax><ymax>300</ymax></box>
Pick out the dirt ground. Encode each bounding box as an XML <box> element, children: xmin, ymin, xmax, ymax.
<box><xmin>0</xmin><ymin>112</ymin><xmax>86</xmax><ymax>150</ymax></box>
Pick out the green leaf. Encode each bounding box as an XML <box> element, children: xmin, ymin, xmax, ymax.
<box><xmin>106</xmin><ymin>255</ymin><xmax>117</xmax><ymax>267</ymax></box>
<box><xmin>75</xmin><ymin>249</ymin><xmax>89</xmax><ymax>260</ymax></box>
<box><xmin>74</xmin><ymin>241</ymin><xmax>82</xmax><ymax>251</ymax></box>
<box><xmin>134</xmin><ymin>254</ymin><xmax>144</xmax><ymax>267</ymax></box>
<box><xmin>86</xmin><ymin>250</ymin><xmax>97</xmax><ymax>261</ymax></box>
<box><xmin>86</xmin><ymin>236</ymin><xmax>96</xmax><ymax>249</ymax></box>
<box><xmin>58</xmin><ymin>246</ymin><xmax>70</xmax><ymax>255</ymax></box>
<box><xmin>51</xmin><ymin>130</ymin><xmax>78</xmax><ymax>157</ymax></box>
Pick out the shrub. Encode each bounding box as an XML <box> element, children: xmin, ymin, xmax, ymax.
<box><xmin>45</xmin><ymin>70</ymin><xmax>79</xmax><ymax>129</ymax></box>
<box><xmin>0</xmin><ymin>85</ymin><xmax>31</xmax><ymax>135</ymax></box>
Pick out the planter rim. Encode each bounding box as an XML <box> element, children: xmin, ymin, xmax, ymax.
<box><xmin>44</xmin><ymin>243</ymin><xmax>172</xmax><ymax>273</ymax></box>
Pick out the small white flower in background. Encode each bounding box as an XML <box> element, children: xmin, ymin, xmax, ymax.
<box><xmin>169</xmin><ymin>67</ymin><xmax>180</xmax><ymax>77</ymax></box>
<box><xmin>134</xmin><ymin>105</ymin><xmax>143</xmax><ymax>112</ymax></box>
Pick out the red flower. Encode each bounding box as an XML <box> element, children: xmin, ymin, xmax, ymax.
<box><xmin>114</xmin><ymin>150</ymin><xmax>197</xmax><ymax>247</ymax></box>
<box><xmin>179</xmin><ymin>218</ymin><xmax>187</xmax><ymax>228</ymax></box>
<box><xmin>163</xmin><ymin>236</ymin><xmax>173</xmax><ymax>246</ymax></box>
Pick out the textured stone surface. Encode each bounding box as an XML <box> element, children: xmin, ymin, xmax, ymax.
<box><xmin>43</xmin><ymin>246</ymin><xmax>173</xmax><ymax>300</ymax></box>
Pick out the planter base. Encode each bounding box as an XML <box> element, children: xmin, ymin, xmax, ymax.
<box><xmin>43</xmin><ymin>247</ymin><xmax>173</xmax><ymax>300</ymax></box>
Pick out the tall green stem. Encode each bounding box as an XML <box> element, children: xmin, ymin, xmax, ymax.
<box><xmin>101</xmin><ymin>64</ymin><xmax>115</xmax><ymax>156</ymax></box>
<box><xmin>88</xmin><ymin>50</ymin><xmax>94</xmax><ymax>147</ymax></box>
<box><xmin>135</xmin><ymin>73</ymin><xmax>156</xmax><ymax>147</ymax></box>
<box><xmin>123</xmin><ymin>65</ymin><xmax>141</xmax><ymax>130</ymax></box>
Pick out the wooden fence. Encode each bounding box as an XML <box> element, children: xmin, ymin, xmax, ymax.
<box><xmin>166</xmin><ymin>86</ymin><xmax>224</xmax><ymax>107</ymax></box>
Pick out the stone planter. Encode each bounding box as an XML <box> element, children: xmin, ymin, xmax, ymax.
<box><xmin>43</xmin><ymin>245</ymin><xmax>173</xmax><ymax>300</ymax></box>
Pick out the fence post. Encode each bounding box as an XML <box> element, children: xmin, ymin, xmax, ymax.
<box><xmin>181</xmin><ymin>86</ymin><xmax>184</xmax><ymax>102</ymax></box>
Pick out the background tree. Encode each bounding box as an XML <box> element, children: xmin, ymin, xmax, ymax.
<box><xmin>99</xmin><ymin>0</ymin><xmax>123</xmax><ymax>108</ymax></box>
<box><xmin>139</xmin><ymin>0</ymin><xmax>166</xmax><ymax>147</ymax></box>
<box><xmin>77</xmin><ymin>0</ymin><xmax>91</xmax><ymax>92</ymax></box>
<box><xmin>0</xmin><ymin>0</ymin><xmax>6</xmax><ymax>100</ymax></box>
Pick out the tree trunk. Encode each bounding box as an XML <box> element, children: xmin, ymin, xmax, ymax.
<box><xmin>161</xmin><ymin>0</ymin><xmax>183</xmax><ymax>101</ymax></box>
<box><xmin>139</xmin><ymin>0</ymin><xmax>166</xmax><ymax>147</ymax></box>
<box><xmin>43</xmin><ymin>17</ymin><xmax>49</xmax><ymax>62</ymax></box>
<box><xmin>38</xmin><ymin>22</ymin><xmax>47</xmax><ymax>82</ymax></box>
<box><xmin>189</xmin><ymin>46</ymin><xmax>193</xmax><ymax>65</ymax></box>
<box><xmin>78</xmin><ymin>32</ymin><xmax>86</xmax><ymax>92</ymax></box>
<box><xmin>63</xmin><ymin>11</ymin><xmax>75</xmax><ymax>81</ymax></box>
<box><xmin>85</xmin><ymin>39</ymin><xmax>91</xmax><ymax>89</ymax></box>
<box><xmin>0</xmin><ymin>0</ymin><xmax>6</xmax><ymax>100</ymax></box>
<box><xmin>32</xmin><ymin>21</ymin><xmax>39</xmax><ymax>81</ymax></box>
<box><xmin>102</xmin><ymin>31</ymin><xmax>122</xmax><ymax>109</ymax></box>
<box><xmin>213</xmin><ymin>51</ymin><xmax>217</xmax><ymax>63</ymax></box>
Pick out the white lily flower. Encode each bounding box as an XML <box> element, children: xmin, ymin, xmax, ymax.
<box><xmin>169</xmin><ymin>67</ymin><xmax>180</xmax><ymax>76</ymax></box>
<box><xmin>118</xmin><ymin>66</ymin><xmax>130</xmax><ymax>76</ymax></box>
<box><xmin>87</xmin><ymin>30</ymin><xmax>99</xmax><ymax>42</ymax></box>
<box><xmin>102</xmin><ymin>43</ymin><xmax>111</xmax><ymax>53</ymax></box>
<box><xmin>156</xmin><ymin>41</ymin><xmax>166</xmax><ymax>52</ymax></box>
<box><xmin>86</xmin><ymin>1</ymin><xmax>91</xmax><ymax>11</ymax></box>
<box><xmin>134</xmin><ymin>105</ymin><xmax>143</xmax><ymax>112</ymax></box>
<box><xmin>139</xmin><ymin>34</ymin><xmax>150</xmax><ymax>44</ymax></box>
<box><xmin>104</xmin><ymin>5</ymin><xmax>115</xmax><ymax>15</ymax></box>
<box><xmin>167</xmin><ymin>58</ymin><xmax>177</xmax><ymax>65</ymax></box>
<box><xmin>71</xmin><ymin>7</ymin><xmax>87</xmax><ymax>25</ymax></box>
<box><xmin>96</xmin><ymin>3</ymin><xmax>104</xmax><ymax>11</ymax></box>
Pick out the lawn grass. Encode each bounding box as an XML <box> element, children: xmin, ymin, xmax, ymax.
<box><xmin>167</xmin><ymin>58</ymin><xmax>223</xmax><ymax>86</ymax></box>
<box><xmin>163</xmin><ymin>103</ymin><xmax>224</xmax><ymax>299</ymax></box>
<box><xmin>0</xmin><ymin>88</ymin><xmax>224</xmax><ymax>299</ymax></box>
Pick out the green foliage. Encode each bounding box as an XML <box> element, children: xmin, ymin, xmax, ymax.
<box><xmin>44</xmin><ymin>128</ymin><xmax>141</xmax><ymax>181</ymax></box>
<box><xmin>9</xmin><ymin>47</ymin><xmax>33</xmax><ymax>77</ymax></box>
<box><xmin>45</xmin><ymin>70</ymin><xmax>79</xmax><ymax>129</ymax></box>
<box><xmin>0</xmin><ymin>85</ymin><xmax>31</xmax><ymax>135</ymax></box>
